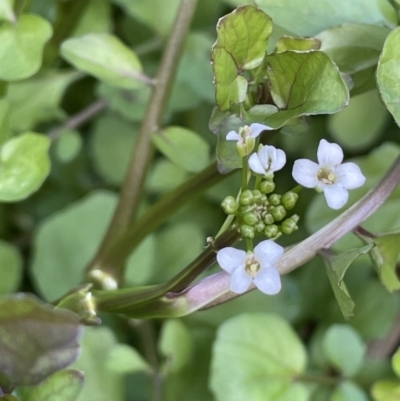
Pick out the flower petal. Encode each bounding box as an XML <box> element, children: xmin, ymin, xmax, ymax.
<box><xmin>217</xmin><ymin>247</ymin><xmax>246</xmax><ymax>274</ymax></box>
<box><xmin>253</xmin><ymin>267</ymin><xmax>281</xmax><ymax>295</ymax></box>
<box><xmin>249</xmin><ymin>123</ymin><xmax>272</xmax><ymax>138</ymax></box>
<box><xmin>257</xmin><ymin>146</ymin><xmax>273</xmax><ymax>170</ymax></box>
<box><xmin>271</xmin><ymin>148</ymin><xmax>286</xmax><ymax>172</ymax></box>
<box><xmin>292</xmin><ymin>159</ymin><xmax>320</xmax><ymax>188</ymax></box>
<box><xmin>254</xmin><ymin>240</ymin><xmax>284</xmax><ymax>265</ymax></box>
<box><xmin>248</xmin><ymin>153</ymin><xmax>266</xmax><ymax>175</ymax></box>
<box><xmin>226</xmin><ymin>131</ymin><xmax>241</xmax><ymax>141</ymax></box>
<box><xmin>335</xmin><ymin>162</ymin><xmax>366</xmax><ymax>189</ymax></box>
<box><xmin>229</xmin><ymin>267</ymin><xmax>252</xmax><ymax>294</ymax></box>
<box><xmin>317</xmin><ymin>139</ymin><xmax>343</xmax><ymax>167</ymax></box>
<box><xmin>324</xmin><ymin>184</ymin><xmax>349</xmax><ymax>209</ymax></box>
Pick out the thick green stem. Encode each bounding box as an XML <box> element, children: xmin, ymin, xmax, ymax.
<box><xmin>241</xmin><ymin>156</ymin><xmax>248</xmax><ymax>192</ymax></box>
<box><xmin>87</xmin><ymin>163</ymin><xmax>228</xmax><ymax>282</ymax></box>
<box><xmin>42</xmin><ymin>0</ymin><xmax>90</xmax><ymax>68</ymax></box>
<box><xmin>86</xmin><ymin>0</ymin><xmax>199</xmax><ymax>283</ymax></box>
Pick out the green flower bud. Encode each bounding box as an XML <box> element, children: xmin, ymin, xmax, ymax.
<box><xmin>264</xmin><ymin>224</ymin><xmax>279</xmax><ymax>239</ymax></box>
<box><xmin>269</xmin><ymin>194</ymin><xmax>282</xmax><ymax>206</ymax></box>
<box><xmin>282</xmin><ymin>192</ymin><xmax>299</xmax><ymax>210</ymax></box>
<box><xmin>254</xmin><ymin>221</ymin><xmax>265</xmax><ymax>233</ymax></box>
<box><xmin>281</xmin><ymin>217</ymin><xmax>299</xmax><ymax>235</ymax></box>
<box><xmin>239</xmin><ymin>204</ymin><xmax>254</xmax><ymax>214</ymax></box>
<box><xmin>260</xmin><ymin>180</ymin><xmax>275</xmax><ymax>194</ymax></box>
<box><xmin>271</xmin><ymin>205</ymin><xmax>286</xmax><ymax>221</ymax></box>
<box><xmin>243</xmin><ymin>212</ymin><xmax>259</xmax><ymax>226</ymax></box>
<box><xmin>241</xmin><ymin>224</ymin><xmax>255</xmax><ymax>239</ymax></box>
<box><xmin>252</xmin><ymin>190</ymin><xmax>262</xmax><ymax>203</ymax></box>
<box><xmin>221</xmin><ymin>196</ymin><xmax>239</xmax><ymax>214</ymax></box>
<box><xmin>291</xmin><ymin>214</ymin><xmax>300</xmax><ymax>223</ymax></box>
<box><xmin>240</xmin><ymin>190</ymin><xmax>254</xmax><ymax>206</ymax></box>
<box><xmin>262</xmin><ymin>213</ymin><xmax>275</xmax><ymax>225</ymax></box>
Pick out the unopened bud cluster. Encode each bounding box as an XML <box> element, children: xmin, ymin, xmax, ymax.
<box><xmin>221</xmin><ymin>180</ymin><xmax>300</xmax><ymax>240</ymax></box>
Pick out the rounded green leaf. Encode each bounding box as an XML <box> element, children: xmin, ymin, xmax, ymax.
<box><xmin>55</xmin><ymin>129</ymin><xmax>82</xmax><ymax>164</ymax></box>
<box><xmin>210</xmin><ymin>313</ymin><xmax>308</xmax><ymax>401</ymax></box>
<box><xmin>0</xmin><ymin>14</ymin><xmax>52</xmax><ymax>80</ymax></box>
<box><xmin>331</xmin><ymin>381</ymin><xmax>368</xmax><ymax>401</ymax></box>
<box><xmin>322</xmin><ymin>325</ymin><xmax>366</xmax><ymax>376</ymax></box>
<box><xmin>0</xmin><ymin>240</ymin><xmax>22</xmax><ymax>295</ymax></box>
<box><xmin>328</xmin><ymin>90</ymin><xmax>388</xmax><ymax>151</ymax></box>
<box><xmin>0</xmin><ymin>133</ymin><xmax>51</xmax><ymax>202</ymax></box>
<box><xmin>152</xmin><ymin>126</ymin><xmax>210</xmax><ymax>173</ymax></box>
<box><xmin>90</xmin><ymin>114</ymin><xmax>137</xmax><ymax>185</ymax></box>
<box><xmin>147</xmin><ymin>159</ymin><xmax>189</xmax><ymax>194</ymax></box>
<box><xmin>255</xmin><ymin>0</ymin><xmax>396</xmax><ymax>37</ymax></box>
<box><xmin>377</xmin><ymin>27</ymin><xmax>400</xmax><ymax>127</ymax></box>
<box><xmin>159</xmin><ymin>320</ymin><xmax>193</xmax><ymax>373</ymax></box>
<box><xmin>106</xmin><ymin>344</ymin><xmax>151</xmax><ymax>374</ymax></box>
<box><xmin>61</xmin><ymin>33</ymin><xmax>144</xmax><ymax>89</ymax></box>
<box><xmin>17</xmin><ymin>369</ymin><xmax>84</xmax><ymax>401</ymax></box>
<box><xmin>0</xmin><ymin>294</ymin><xmax>81</xmax><ymax>392</ymax></box>
<box><xmin>372</xmin><ymin>379</ymin><xmax>400</xmax><ymax>401</ymax></box>
<box><xmin>0</xmin><ymin>0</ymin><xmax>15</xmax><ymax>23</ymax></box>
<box><xmin>392</xmin><ymin>348</ymin><xmax>400</xmax><ymax>377</ymax></box>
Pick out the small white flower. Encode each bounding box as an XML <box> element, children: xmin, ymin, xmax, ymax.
<box><xmin>217</xmin><ymin>240</ymin><xmax>283</xmax><ymax>295</ymax></box>
<box><xmin>226</xmin><ymin>123</ymin><xmax>272</xmax><ymax>157</ymax></box>
<box><xmin>248</xmin><ymin>145</ymin><xmax>286</xmax><ymax>176</ymax></box>
<box><xmin>292</xmin><ymin>139</ymin><xmax>366</xmax><ymax>209</ymax></box>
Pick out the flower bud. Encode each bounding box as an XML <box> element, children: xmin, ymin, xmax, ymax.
<box><xmin>241</xmin><ymin>224</ymin><xmax>255</xmax><ymax>239</ymax></box>
<box><xmin>252</xmin><ymin>190</ymin><xmax>262</xmax><ymax>203</ymax></box>
<box><xmin>240</xmin><ymin>190</ymin><xmax>254</xmax><ymax>206</ymax></box>
<box><xmin>221</xmin><ymin>196</ymin><xmax>239</xmax><ymax>214</ymax></box>
<box><xmin>243</xmin><ymin>212</ymin><xmax>259</xmax><ymax>226</ymax></box>
<box><xmin>262</xmin><ymin>213</ymin><xmax>275</xmax><ymax>225</ymax></box>
<box><xmin>260</xmin><ymin>180</ymin><xmax>275</xmax><ymax>194</ymax></box>
<box><xmin>254</xmin><ymin>221</ymin><xmax>265</xmax><ymax>233</ymax></box>
<box><xmin>239</xmin><ymin>204</ymin><xmax>254</xmax><ymax>214</ymax></box>
<box><xmin>271</xmin><ymin>205</ymin><xmax>286</xmax><ymax>221</ymax></box>
<box><xmin>269</xmin><ymin>194</ymin><xmax>282</xmax><ymax>206</ymax></box>
<box><xmin>281</xmin><ymin>217</ymin><xmax>299</xmax><ymax>235</ymax></box>
<box><xmin>264</xmin><ymin>224</ymin><xmax>279</xmax><ymax>238</ymax></box>
<box><xmin>282</xmin><ymin>192</ymin><xmax>299</xmax><ymax>210</ymax></box>
<box><xmin>236</xmin><ymin>127</ymin><xmax>256</xmax><ymax>157</ymax></box>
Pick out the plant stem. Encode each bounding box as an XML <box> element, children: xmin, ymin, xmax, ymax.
<box><xmin>241</xmin><ymin>156</ymin><xmax>248</xmax><ymax>192</ymax></box>
<box><xmin>87</xmin><ymin>162</ymin><xmax>227</xmax><ymax>282</ymax></box>
<box><xmin>87</xmin><ymin>0</ymin><xmax>199</xmax><ymax>283</ymax></box>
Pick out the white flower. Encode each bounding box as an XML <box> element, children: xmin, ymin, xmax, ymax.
<box><xmin>292</xmin><ymin>139</ymin><xmax>366</xmax><ymax>209</ymax></box>
<box><xmin>248</xmin><ymin>145</ymin><xmax>286</xmax><ymax>176</ymax></box>
<box><xmin>217</xmin><ymin>240</ymin><xmax>283</xmax><ymax>295</ymax></box>
<box><xmin>226</xmin><ymin>123</ymin><xmax>272</xmax><ymax>157</ymax></box>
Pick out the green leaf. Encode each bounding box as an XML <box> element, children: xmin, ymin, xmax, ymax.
<box><xmin>322</xmin><ymin>245</ymin><xmax>373</xmax><ymax>319</ymax></box>
<box><xmin>0</xmin><ymin>240</ymin><xmax>22</xmax><ymax>295</ymax></box>
<box><xmin>72</xmin><ymin>327</ymin><xmax>125</xmax><ymax>401</ymax></box>
<box><xmin>90</xmin><ymin>113</ymin><xmax>138</xmax><ymax>185</ymax></box>
<box><xmin>212</xmin><ymin>6</ymin><xmax>273</xmax><ymax>110</ymax></box>
<box><xmin>264</xmin><ymin>51</ymin><xmax>349</xmax><ymax>128</ymax></box>
<box><xmin>73</xmin><ymin>0</ymin><xmax>112</xmax><ymax>37</ymax></box>
<box><xmin>17</xmin><ymin>369</ymin><xmax>84</xmax><ymax>401</ymax></box>
<box><xmin>377</xmin><ymin>27</ymin><xmax>400</xmax><ymax>127</ymax></box>
<box><xmin>0</xmin><ymin>133</ymin><xmax>50</xmax><ymax>202</ymax></box>
<box><xmin>0</xmin><ymin>99</ymin><xmax>9</xmax><ymax>146</ymax></box>
<box><xmin>370</xmin><ymin>231</ymin><xmax>400</xmax><ymax>292</ymax></box>
<box><xmin>61</xmin><ymin>33</ymin><xmax>144</xmax><ymax>89</ymax></box>
<box><xmin>210</xmin><ymin>313</ymin><xmax>308</xmax><ymax>401</ymax></box>
<box><xmin>276</xmin><ymin>36</ymin><xmax>321</xmax><ymax>53</ymax></box>
<box><xmin>306</xmin><ymin>143</ymin><xmax>400</xmax><ymax>252</ymax></box>
<box><xmin>55</xmin><ymin>129</ymin><xmax>83</xmax><ymax>164</ymax></box>
<box><xmin>393</xmin><ymin>348</ymin><xmax>400</xmax><ymax>377</ymax></box>
<box><xmin>106</xmin><ymin>344</ymin><xmax>151</xmax><ymax>374</ymax></box>
<box><xmin>328</xmin><ymin>90</ymin><xmax>388</xmax><ymax>151</ymax></box>
<box><xmin>152</xmin><ymin>126</ymin><xmax>210</xmax><ymax>173</ymax></box>
<box><xmin>255</xmin><ymin>0</ymin><xmax>396</xmax><ymax>37</ymax></box>
<box><xmin>372</xmin><ymin>380</ymin><xmax>400</xmax><ymax>401</ymax></box>
<box><xmin>0</xmin><ymin>14</ymin><xmax>52</xmax><ymax>80</ymax></box>
<box><xmin>0</xmin><ymin>294</ymin><xmax>82</xmax><ymax>392</ymax></box>
<box><xmin>322</xmin><ymin>325</ymin><xmax>366</xmax><ymax>376</ymax></box>
<box><xmin>159</xmin><ymin>320</ymin><xmax>193</xmax><ymax>373</ymax></box>
<box><xmin>7</xmin><ymin>71</ymin><xmax>82</xmax><ymax>132</ymax></box>
<box><xmin>111</xmin><ymin>0</ymin><xmax>180</xmax><ymax>37</ymax></box>
<box><xmin>317</xmin><ymin>23</ymin><xmax>390</xmax><ymax>74</ymax></box>
<box><xmin>331</xmin><ymin>381</ymin><xmax>368</xmax><ymax>401</ymax></box>
<box><xmin>0</xmin><ymin>0</ymin><xmax>14</xmax><ymax>24</ymax></box>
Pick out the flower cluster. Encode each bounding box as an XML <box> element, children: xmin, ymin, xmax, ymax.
<box><xmin>217</xmin><ymin>124</ymin><xmax>366</xmax><ymax>297</ymax></box>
